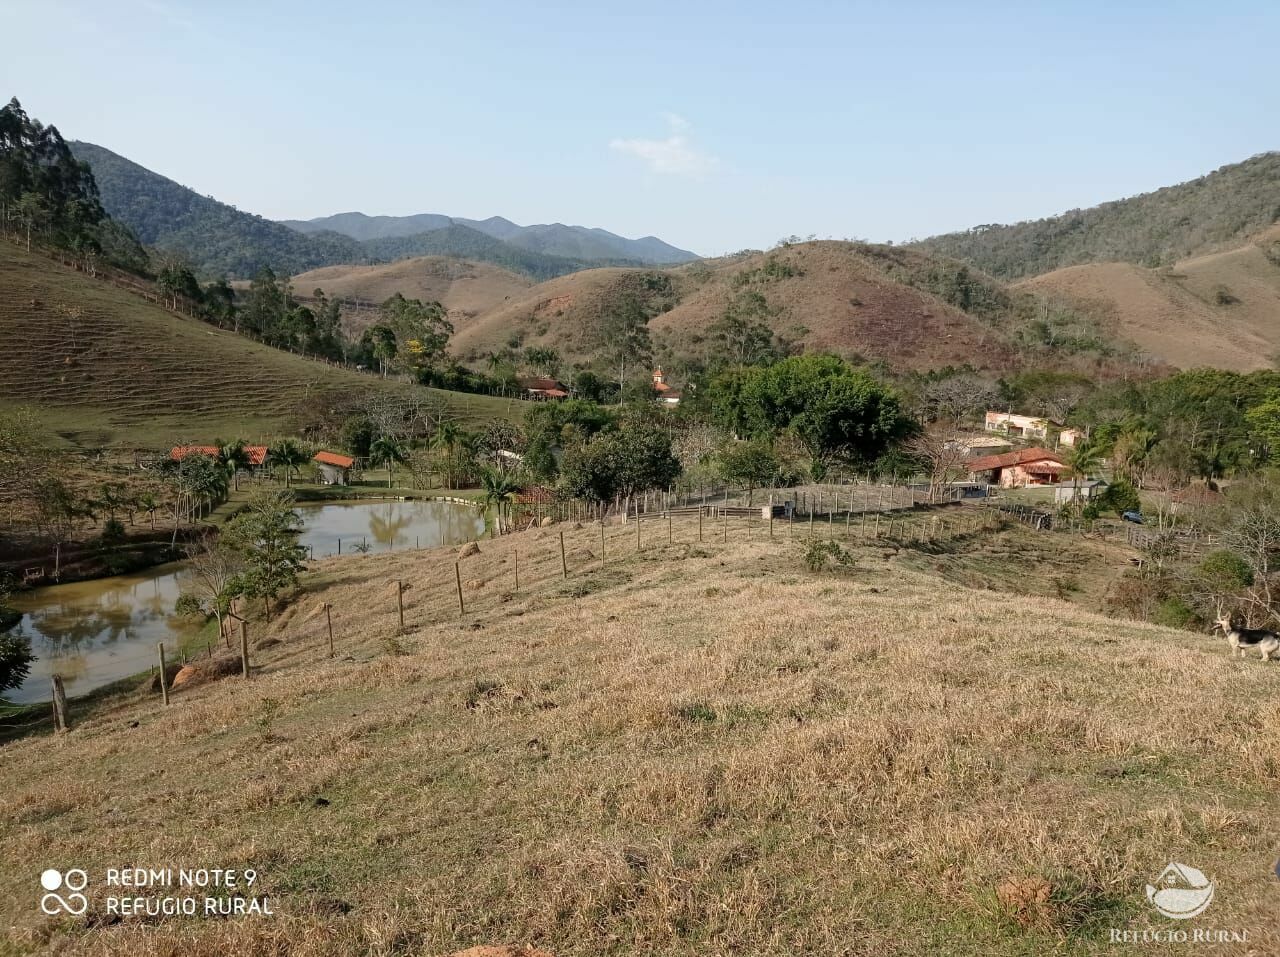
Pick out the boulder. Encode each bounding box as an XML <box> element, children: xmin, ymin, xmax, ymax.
<box><xmin>145</xmin><ymin>663</ymin><xmax>183</xmax><ymax>693</ymax></box>
<box><xmin>458</xmin><ymin>541</ymin><xmax>481</xmax><ymax>559</ymax></box>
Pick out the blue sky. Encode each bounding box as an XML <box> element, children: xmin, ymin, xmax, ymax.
<box><xmin>6</xmin><ymin>0</ymin><xmax>1277</xmax><ymax>255</ymax></box>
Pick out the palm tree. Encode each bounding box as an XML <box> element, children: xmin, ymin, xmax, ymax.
<box><xmin>1065</xmin><ymin>441</ymin><xmax>1103</xmax><ymax>509</ymax></box>
<box><xmin>267</xmin><ymin>439</ymin><xmax>311</xmax><ymax>488</ymax></box>
<box><xmin>369</xmin><ymin>436</ymin><xmax>409</xmax><ymax>489</ymax></box>
<box><xmin>136</xmin><ymin>491</ymin><xmax>160</xmax><ymax>530</ymax></box>
<box><xmin>479</xmin><ymin>467</ymin><xmax>521</xmax><ymax>535</ymax></box>
<box><xmin>432</xmin><ymin>423</ymin><xmax>462</xmax><ymax>488</ymax></box>
<box><xmin>218</xmin><ymin>439</ymin><xmax>253</xmax><ymax>492</ymax></box>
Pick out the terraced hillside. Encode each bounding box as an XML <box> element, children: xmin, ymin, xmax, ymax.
<box><xmin>0</xmin><ymin>241</ymin><xmax>521</xmax><ymax>449</ymax></box>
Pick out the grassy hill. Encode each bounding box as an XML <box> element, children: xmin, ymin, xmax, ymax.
<box><xmin>290</xmin><ymin>256</ymin><xmax>533</xmax><ymax>335</ymax></box>
<box><xmin>1017</xmin><ymin>225</ymin><xmax>1280</xmax><ymax>370</ymax></box>
<box><xmin>0</xmin><ymin>240</ymin><xmax>521</xmax><ymax>449</ymax></box>
<box><xmin>453</xmin><ymin>241</ymin><xmax>1150</xmax><ymax>376</ymax></box>
<box><xmin>913</xmin><ymin>152</ymin><xmax>1280</xmax><ymax>279</ymax></box>
<box><xmin>2</xmin><ymin>514</ymin><xmax>1276</xmax><ymax>954</ymax></box>
<box><xmin>70</xmin><ymin>141</ymin><xmax>365</xmax><ymax>279</ymax></box>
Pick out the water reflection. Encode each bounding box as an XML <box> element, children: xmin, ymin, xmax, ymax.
<box><xmin>6</xmin><ymin>500</ymin><xmax>486</xmax><ymax>704</ymax></box>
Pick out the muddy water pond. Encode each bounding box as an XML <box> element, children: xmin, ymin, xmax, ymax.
<box><xmin>6</xmin><ymin>500</ymin><xmax>485</xmax><ymax>704</ymax></box>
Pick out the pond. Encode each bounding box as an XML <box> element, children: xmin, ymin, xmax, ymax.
<box><xmin>5</xmin><ymin>500</ymin><xmax>486</xmax><ymax>705</ymax></box>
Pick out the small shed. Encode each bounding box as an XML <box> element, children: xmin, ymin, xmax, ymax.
<box><xmin>1053</xmin><ymin>478</ymin><xmax>1108</xmax><ymax>504</ymax></box>
<box><xmin>313</xmin><ymin>450</ymin><xmax>355</xmax><ymax>486</ymax></box>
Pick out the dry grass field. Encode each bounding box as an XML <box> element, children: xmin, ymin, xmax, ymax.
<box><xmin>0</xmin><ymin>241</ymin><xmax>522</xmax><ymax>449</ymax></box>
<box><xmin>3</xmin><ymin>513</ymin><xmax>1277</xmax><ymax>956</ymax></box>
<box><xmin>289</xmin><ymin>257</ymin><xmax>533</xmax><ymax>336</ymax></box>
<box><xmin>1018</xmin><ymin>226</ymin><xmax>1280</xmax><ymax>371</ymax></box>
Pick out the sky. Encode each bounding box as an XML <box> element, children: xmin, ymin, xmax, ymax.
<box><xmin>5</xmin><ymin>0</ymin><xmax>1278</xmax><ymax>256</ymax></box>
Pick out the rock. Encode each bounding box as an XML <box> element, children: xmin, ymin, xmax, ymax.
<box><xmin>448</xmin><ymin>947</ymin><xmax>554</xmax><ymax>957</ymax></box>
<box><xmin>458</xmin><ymin>541</ymin><xmax>481</xmax><ymax>559</ymax></box>
<box><xmin>171</xmin><ymin>655</ymin><xmax>242</xmax><ymax>690</ymax></box>
<box><xmin>538</xmin><ymin>516</ymin><xmax>554</xmax><ymax>527</ymax></box>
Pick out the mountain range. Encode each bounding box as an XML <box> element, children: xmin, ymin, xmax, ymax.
<box><xmin>281</xmin><ymin>211</ymin><xmax>698</xmax><ymax>265</ymax></box>
<box><xmin>68</xmin><ymin>142</ymin><xmax>697</xmax><ymax>280</ymax></box>
<box><xmin>58</xmin><ymin>134</ymin><xmax>1280</xmax><ymax>374</ymax></box>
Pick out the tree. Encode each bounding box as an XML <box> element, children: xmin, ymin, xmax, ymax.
<box><xmin>600</xmin><ymin>293</ymin><xmax>653</xmax><ymax>402</ymax></box>
<box><xmin>717</xmin><ymin>439</ymin><xmax>779</xmax><ymax>505</ymax></box>
<box><xmin>707</xmin><ymin>355</ymin><xmax>911</xmax><ymax>473</ymax></box>
<box><xmin>479</xmin><ymin>468</ymin><xmax>521</xmax><ymax>535</ymax></box>
<box><xmin>218</xmin><ymin>439</ymin><xmax>253</xmax><ymax>492</ymax></box>
<box><xmin>707</xmin><ymin>292</ymin><xmax>779</xmax><ymax>367</ymax></box>
<box><xmin>1063</xmin><ymin>441</ymin><xmax>1103</xmax><ymax>509</ymax></box>
<box><xmin>222</xmin><ymin>489</ymin><xmax>306</xmax><ymax>619</ymax></box>
<box><xmin>369</xmin><ymin>435</ymin><xmax>409</xmax><ymax>489</ymax></box>
<box><xmin>267</xmin><ymin>439</ymin><xmax>310</xmax><ymax>488</ymax></box>
<box><xmin>922</xmin><ymin>375</ymin><xmax>998</xmax><ymax>428</ymax></box>
<box><xmin>181</xmin><ymin>534</ymin><xmax>246</xmax><ymax>642</ymax></box>
<box><xmin>523</xmin><ymin>346</ymin><xmax>560</xmax><ymax>377</ymax></box>
<box><xmin>904</xmin><ymin>429</ymin><xmax>968</xmax><ymax>503</ymax></box>
<box><xmin>377</xmin><ymin>294</ymin><xmax>453</xmax><ymax>376</ymax></box>
<box><xmin>560</xmin><ymin>424</ymin><xmax>682</xmax><ymax>516</ymax></box>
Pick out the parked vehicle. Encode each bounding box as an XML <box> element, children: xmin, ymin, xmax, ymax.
<box><xmin>1122</xmin><ymin>510</ymin><xmax>1145</xmax><ymax>524</ymax></box>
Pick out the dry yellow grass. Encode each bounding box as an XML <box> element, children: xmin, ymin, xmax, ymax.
<box><xmin>2</xmin><ymin>515</ymin><xmax>1278</xmax><ymax>956</ymax></box>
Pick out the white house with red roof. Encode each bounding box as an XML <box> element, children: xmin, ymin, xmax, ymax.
<box><xmin>966</xmin><ymin>447</ymin><xmax>1067</xmax><ymax>488</ymax></box>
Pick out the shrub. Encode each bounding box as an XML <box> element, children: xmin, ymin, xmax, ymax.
<box><xmin>98</xmin><ymin>517</ymin><xmax>127</xmax><ymax>547</ymax></box>
<box><xmin>174</xmin><ymin>593</ymin><xmax>206</xmax><ymax>619</ymax></box>
<box><xmin>1096</xmin><ymin>479</ymin><xmax>1141</xmax><ymax>516</ymax></box>
<box><xmin>1198</xmin><ymin>549</ymin><xmax>1254</xmax><ymax>592</ymax></box>
<box><xmin>1153</xmin><ymin>596</ymin><xmax>1197</xmax><ymax>629</ymax></box>
<box><xmin>802</xmin><ymin>539</ymin><xmax>853</xmax><ymax>573</ymax></box>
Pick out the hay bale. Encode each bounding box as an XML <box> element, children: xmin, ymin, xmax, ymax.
<box><xmin>458</xmin><ymin>541</ymin><xmax>481</xmax><ymax>559</ymax></box>
<box><xmin>144</xmin><ymin>664</ymin><xmax>183</xmax><ymax>693</ymax></box>
<box><xmin>171</xmin><ymin>655</ymin><xmax>242</xmax><ymax>690</ymax></box>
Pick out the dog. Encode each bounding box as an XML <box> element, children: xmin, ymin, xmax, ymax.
<box><xmin>1215</xmin><ymin>614</ymin><xmax>1280</xmax><ymax>662</ymax></box>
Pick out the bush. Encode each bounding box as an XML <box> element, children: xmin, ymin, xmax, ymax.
<box><xmin>1198</xmin><ymin>550</ymin><xmax>1254</xmax><ymax>592</ymax></box>
<box><xmin>1153</xmin><ymin>596</ymin><xmax>1197</xmax><ymax>628</ymax></box>
<box><xmin>0</xmin><ymin>632</ymin><xmax>34</xmax><ymax>694</ymax></box>
<box><xmin>174</xmin><ymin>593</ymin><xmax>206</xmax><ymax>619</ymax></box>
<box><xmin>1096</xmin><ymin>479</ymin><xmax>1141</xmax><ymax>516</ymax></box>
<box><xmin>802</xmin><ymin>539</ymin><xmax>853</xmax><ymax>573</ymax></box>
<box><xmin>98</xmin><ymin>518</ymin><xmax>127</xmax><ymax>547</ymax></box>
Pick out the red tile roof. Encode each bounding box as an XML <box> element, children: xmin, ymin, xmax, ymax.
<box><xmin>313</xmin><ymin>450</ymin><xmax>355</xmax><ymax>468</ymax></box>
<box><xmin>966</xmin><ymin>447</ymin><xmax>1066</xmax><ymax>472</ymax></box>
<box><xmin>170</xmin><ymin>445</ymin><xmax>219</xmax><ymax>461</ymax></box>
<box><xmin>519</xmin><ymin>377</ymin><xmax>568</xmax><ymax>393</ymax></box>
<box><xmin>243</xmin><ymin>445</ymin><xmax>268</xmax><ymax>466</ymax></box>
<box><xmin>515</xmin><ymin>485</ymin><xmax>556</xmax><ymax>504</ymax></box>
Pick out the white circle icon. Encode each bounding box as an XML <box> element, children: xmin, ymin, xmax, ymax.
<box><xmin>1146</xmin><ymin>863</ymin><xmax>1214</xmax><ymax>919</ymax></box>
<box><xmin>40</xmin><ymin>869</ymin><xmax>62</xmax><ymax>891</ymax></box>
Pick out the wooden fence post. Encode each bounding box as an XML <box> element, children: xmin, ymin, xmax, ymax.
<box><xmin>240</xmin><ymin>619</ymin><xmax>250</xmax><ymax>679</ymax></box>
<box><xmin>560</xmin><ymin>531</ymin><xmax>567</xmax><ymax>579</ymax></box>
<box><xmin>51</xmin><ymin>675</ymin><xmax>69</xmax><ymax>732</ymax></box>
<box><xmin>600</xmin><ymin>522</ymin><xmax>606</xmax><ymax>563</ymax></box>
<box><xmin>325</xmin><ymin>603</ymin><xmax>334</xmax><ymax>657</ymax></box>
<box><xmin>514</xmin><ymin>549</ymin><xmax>520</xmax><ymax>593</ymax></box>
<box><xmin>394</xmin><ymin>579</ymin><xmax>405</xmax><ymax>630</ymax></box>
<box><xmin>157</xmin><ymin>643</ymin><xmax>170</xmax><ymax>706</ymax></box>
<box><xmin>668</xmin><ymin>512</ymin><xmax>673</xmax><ymax>545</ymax></box>
<box><xmin>698</xmin><ymin>509</ymin><xmax>704</xmax><ymax>542</ymax></box>
<box><xmin>455</xmin><ymin>563</ymin><xmax>465</xmax><ymax>617</ymax></box>
<box><xmin>636</xmin><ymin>514</ymin><xmax>642</xmax><ymax>553</ymax></box>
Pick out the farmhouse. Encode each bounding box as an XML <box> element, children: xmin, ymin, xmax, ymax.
<box><xmin>519</xmin><ymin>376</ymin><xmax>569</xmax><ymax>401</ymax></box>
<box><xmin>966</xmin><ymin>447</ymin><xmax>1067</xmax><ymax>487</ymax></box>
<box><xmin>984</xmin><ymin>411</ymin><xmax>1049</xmax><ymax>440</ymax></box>
<box><xmin>313</xmin><ymin>450</ymin><xmax>355</xmax><ymax>486</ymax></box>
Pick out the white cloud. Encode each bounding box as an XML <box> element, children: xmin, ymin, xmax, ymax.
<box><xmin>610</xmin><ymin>114</ymin><xmax>718</xmax><ymax>177</ymax></box>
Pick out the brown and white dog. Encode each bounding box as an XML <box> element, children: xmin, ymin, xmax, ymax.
<box><xmin>1215</xmin><ymin>614</ymin><xmax>1280</xmax><ymax>662</ymax></box>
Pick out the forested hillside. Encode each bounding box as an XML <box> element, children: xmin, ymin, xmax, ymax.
<box><xmin>70</xmin><ymin>141</ymin><xmax>365</xmax><ymax>278</ymax></box>
<box><xmin>914</xmin><ymin>152</ymin><xmax>1280</xmax><ymax>278</ymax></box>
<box><xmin>287</xmin><ymin>211</ymin><xmax>699</xmax><ymax>264</ymax></box>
